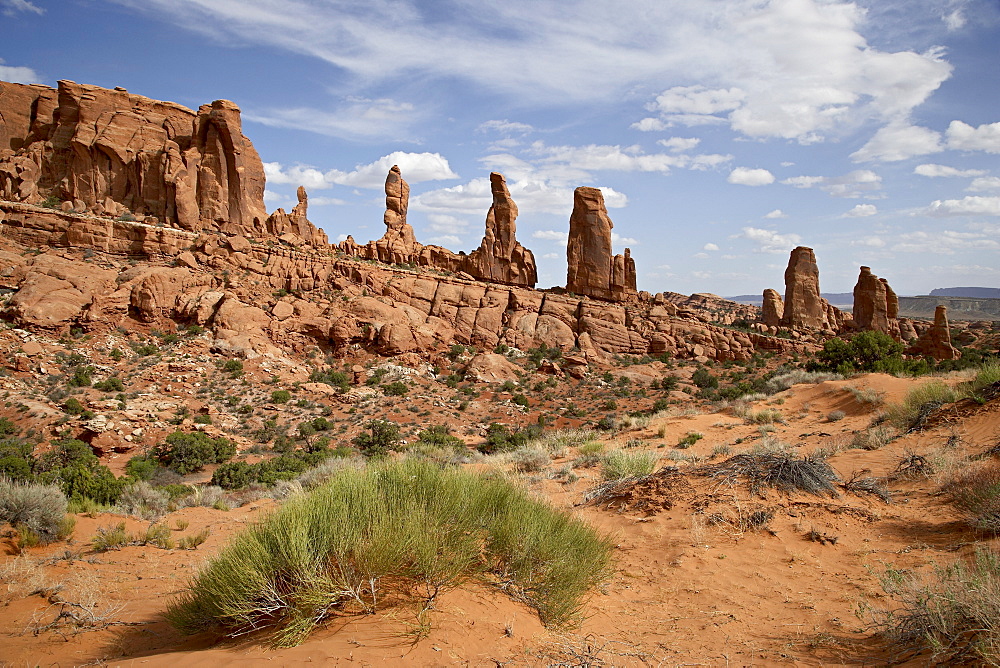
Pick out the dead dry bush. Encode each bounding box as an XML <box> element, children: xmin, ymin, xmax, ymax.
<box><xmin>695</xmin><ymin>453</ymin><xmax>840</xmax><ymax>497</ymax></box>
<box><xmin>946</xmin><ymin>462</ymin><xmax>1000</xmax><ymax>533</ymax></box>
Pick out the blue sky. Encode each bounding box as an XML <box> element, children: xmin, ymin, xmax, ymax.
<box><xmin>3</xmin><ymin>0</ymin><xmax>999</xmax><ymax>296</ymax></box>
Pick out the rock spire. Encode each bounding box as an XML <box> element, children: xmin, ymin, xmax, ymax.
<box><xmin>566</xmin><ymin>187</ymin><xmax>636</xmax><ymax>301</ymax></box>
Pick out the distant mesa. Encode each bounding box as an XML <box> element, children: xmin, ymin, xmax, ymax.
<box><xmin>929</xmin><ymin>287</ymin><xmax>1000</xmax><ymax>299</ymax></box>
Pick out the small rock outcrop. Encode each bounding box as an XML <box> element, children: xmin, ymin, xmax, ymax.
<box><xmin>779</xmin><ymin>246</ymin><xmax>833</xmax><ymax>331</ymax></box>
<box><xmin>566</xmin><ymin>187</ymin><xmax>636</xmax><ymax>301</ymax></box>
<box><xmin>265</xmin><ymin>186</ymin><xmax>329</xmax><ymax>247</ymax></box>
<box><xmin>0</xmin><ymin>80</ymin><xmax>270</xmax><ymax>236</ymax></box>
<box><xmin>907</xmin><ymin>305</ymin><xmax>960</xmax><ymax>360</ymax></box>
<box><xmin>852</xmin><ymin>267</ymin><xmax>901</xmax><ymax>340</ymax></box>
<box><xmin>463</xmin><ymin>173</ymin><xmax>537</xmax><ymax>287</ymax></box>
<box><xmin>761</xmin><ymin>288</ymin><xmax>784</xmax><ymax>328</ymax></box>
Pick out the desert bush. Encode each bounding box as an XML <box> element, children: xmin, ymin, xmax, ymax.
<box><xmin>165</xmin><ymin>459</ymin><xmax>613</xmax><ymax>646</ymax></box>
<box><xmin>141</xmin><ymin>523</ymin><xmax>175</xmax><ymax>549</ymax></box>
<box><xmin>699</xmin><ymin>453</ymin><xmax>839</xmax><ymax>497</ymax></box>
<box><xmin>353</xmin><ymin>419</ymin><xmax>401</xmax><ymax>458</ymax></box>
<box><xmin>124</xmin><ymin>455</ymin><xmax>158</xmax><ymax>481</ymax></box>
<box><xmin>813</xmin><ymin>330</ymin><xmax>904</xmax><ymax>374</ymax></box>
<box><xmin>691</xmin><ymin>367</ymin><xmax>718</xmax><ymax>389</ymax></box>
<box><xmin>295</xmin><ymin>457</ymin><xmax>365</xmax><ymax>490</ymax></box>
<box><xmin>153</xmin><ymin>431</ymin><xmax>236</xmax><ymax>474</ymax></box>
<box><xmin>600</xmin><ymin>449</ymin><xmax>659</xmax><ymax>480</ymax></box>
<box><xmin>845</xmin><ymin>385</ymin><xmax>886</xmax><ymax>406</ymax></box>
<box><xmin>116</xmin><ymin>481</ymin><xmax>171</xmax><ymax>520</ymax></box>
<box><xmin>507</xmin><ymin>444</ymin><xmax>551</xmax><ymax>472</ymax></box>
<box><xmin>884</xmin><ymin>381</ymin><xmax>962</xmax><ymax>432</ymax></box>
<box><xmin>948</xmin><ymin>463</ymin><xmax>1000</xmax><ymax>533</ymax></box>
<box><xmin>178</xmin><ymin>528</ymin><xmax>211</xmax><ymax>550</ymax></box>
<box><xmin>677</xmin><ymin>432</ymin><xmax>703</xmax><ymax>449</ymax></box>
<box><xmin>382</xmin><ymin>381</ymin><xmax>409</xmax><ymax>396</ymax></box>
<box><xmin>271</xmin><ymin>390</ymin><xmax>292</xmax><ymax>404</ymax></box>
<box><xmin>850</xmin><ymin>424</ymin><xmax>897</xmax><ymax>450</ymax></box>
<box><xmin>0</xmin><ymin>478</ymin><xmax>68</xmax><ymax>544</ymax></box>
<box><xmin>764</xmin><ymin>370</ymin><xmax>841</xmax><ymax>393</ymax></box>
<box><xmin>573</xmin><ymin>441</ymin><xmax>605</xmax><ymax>467</ymax></box>
<box><xmin>736</xmin><ymin>406</ymin><xmax>783</xmax><ymax>425</ymax></box>
<box><xmin>479</xmin><ymin>423</ymin><xmax>532</xmax><ymax>454</ymax></box>
<box><xmin>91</xmin><ymin>522</ymin><xmax>130</xmax><ymax>551</ymax></box>
<box><xmin>963</xmin><ymin>360</ymin><xmax>1000</xmax><ymax>401</ymax></box>
<box><xmin>93</xmin><ymin>377</ymin><xmax>125</xmax><ymax>392</ymax></box>
<box><xmin>876</xmin><ymin>547</ymin><xmax>1000</xmax><ymax>664</ymax></box>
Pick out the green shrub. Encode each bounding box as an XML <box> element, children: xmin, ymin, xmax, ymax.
<box><xmin>116</xmin><ymin>481</ymin><xmax>170</xmax><ymax>519</ymax></box>
<box><xmin>165</xmin><ymin>459</ymin><xmax>613</xmax><ymax>646</ymax></box>
<box><xmin>600</xmin><ymin>449</ymin><xmax>659</xmax><ymax>480</ymax></box>
<box><xmin>63</xmin><ymin>397</ymin><xmax>86</xmax><ymax>415</ymax></box>
<box><xmin>677</xmin><ymin>432</ymin><xmax>703</xmax><ymax>449</ymax></box>
<box><xmin>211</xmin><ymin>461</ymin><xmax>257</xmax><ymax>490</ymax></box>
<box><xmin>91</xmin><ymin>521</ymin><xmax>131</xmax><ymax>551</ymax></box>
<box><xmin>382</xmin><ymin>381</ymin><xmax>409</xmax><ymax>396</ymax></box>
<box><xmin>271</xmin><ymin>390</ymin><xmax>292</xmax><ymax>404</ymax></box>
<box><xmin>814</xmin><ymin>331</ymin><xmax>905</xmax><ymax>374</ymax></box>
<box><xmin>415</xmin><ymin>425</ymin><xmax>465</xmax><ymax>451</ymax></box>
<box><xmin>153</xmin><ymin>431</ymin><xmax>236</xmax><ymax>474</ymax></box>
<box><xmin>691</xmin><ymin>367</ymin><xmax>718</xmax><ymax>389</ymax></box>
<box><xmin>308</xmin><ymin>369</ymin><xmax>349</xmax><ymax>392</ymax></box>
<box><xmin>479</xmin><ymin>423</ymin><xmax>531</xmax><ymax>454</ymax></box>
<box><xmin>0</xmin><ymin>417</ymin><xmax>17</xmax><ymax>436</ymax></box>
<box><xmin>67</xmin><ymin>365</ymin><xmax>94</xmax><ymax>388</ymax></box>
<box><xmin>94</xmin><ymin>377</ymin><xmax>125</xmax><ymax>392</ymax></box>
<box><xmin>124</xmin><ymin>455</ymin><xmax>158</xmax><ymax>481</ymax></box>
<box><xmin>353</xmin><ymin>420</ymin><xmax>401</xmax><ymax>458</ymax></box>
<box><xmin>0</xmin><ymin>478</ymin><xmax>68</xmax><ymax>544</ymax></box>
<box><xmin>223</xmin><ymin>359</ymin><xmax>244</xmax><ymax>376</ymax></box>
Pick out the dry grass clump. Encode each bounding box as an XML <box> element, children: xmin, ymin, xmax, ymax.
<box><xmin>876</xmin><ymin>548</ymin><xmax>1000</xmax><ymax>664</ymax></box>
<box><xmin>116</xmin><ymin>481</ymin><xmax>170</xmax><ymax>520</ymax></box>
<box><xmin>734</xmin><ymin>405</ymin><xmax>784</xmax><ymax>425</ymax></box>
<box><xmin>765</xmin><ymin>370</ymin><xmax>841</xmax><ymax>393</ymax></box>
<box><xmin>884</xmin><ymin>381</ymin><xmax>963</xmax><ymax>432</ymax></box>
<box><xmin>166</xmin><ymin>459</ymin><xmax>613</xmax><ymax>647</ymax></box>
<box><xmin>507</xmin><ymin>444</ymin><xmax>552</xmax><ymax>473</ymax></box>
<box><xmin>827</xmin><ymin>410</ymin><xmax>846</xmax><ymax>422</ymax></box>
<box><xmin>0</xmin><ymin>477</ymin><xmax>70</xmax><ymax>546</ymax></box>
<box><xmin>946</xmin><ymin>463</ymin><xmax>1000</xmax><ymax>533</ymax></box>
<box><xmin>600</xmin><ymin>449</ymin><xmax>660</xmax><ymax>480</ymax></box>
<box><xmin>844</xmin><ymin>385</ymin><xmax>886</xmax><ymax>406</ymax></box>
<box><xmin>850</xmin><ymin>424</ymin><xmax>897</xmax><ymax>450</ymax></box>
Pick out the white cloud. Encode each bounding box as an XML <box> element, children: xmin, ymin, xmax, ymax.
<box><xmin>657</xmin><ymin>137</ymin><xmax>701</xmax><ymax>152</ymax></box>
<box><xmin>946</xmin><ymin>120</ymin><xmax>1000</xmax><ymax>153</ymax></box>
<box><xmin>943</xmin><ymin>9</ymin><xmax>966</xmax><ymax>30</ymax></box>
<box><xmin>0</xmin><ymin>58</ymin><xmax>41</xmax><ymax>83</ymax></box>
<box><xmin>764</xmin><ymin>209</ymin><xmax>787</xmax><ymax>219</ymax></box>
<box><xmin>894</xmin><ymin>229</ymin><xmax>1000</xmax><ymax>253</ymax></box>
<box><xmin>246</xmin><ymin>97</ymin><xmax>422</xmax><ymax>141</ymax></box>
<box><xmin>309</xmin><ymin>196</ymin><xmax>347</xmax><ymax>206</ymax></box>
<box><xmin>780</xmin><ymin>170</ymin><xmax>882</xmax><ymax>198</ymax></box>
<box><xmin>694</xmin><ymin>252</ymin><xmax>710</xmax><ymax>259</ymax></box>
<box><xmin>335</xmin><ymin>233</ymin><xmax>349</xmax><ymax>243</ymax></box>
<box><xmin>477</xmin><ymin>119</ymin><xmax>534</xmax><ymax>135</ymax></box>
<box><xmin>541</xmin><ymin>252</ymin><xmax>560</xmax><ymax>260</ymax></box>
<box><xmin>914</xmin><ymin>163</ymin><xmax>987</xmax><ymax>177</ymax></box>
<box><xmin>851</xmin><ymin>236</ymin><xmax>886</xmax><ymax>247</ymax></box>
<box><xmin>734</xmin><ymin>227</ymin><xmax>802</xmax><ymax>253</ymax></box>
<box><xmin>426</xmin><ymin>214</ymin><xmax>471</xmax><ymax>235</ymax></box>
<box><xmin>968</xmin><ymin>177</ymin><xmax>1000</xmax><ymax>192</ymax></box>
<box><xmin>925</xmin><ymin>196</ymin><xmax>1000</xmax><ymax>217</ymax></box>
<box><xmin>264</xmin><ymin>163</ymin><xmax>332</xmax><ymax>190</ymax></box>
<box><xmin>851</xmin><ymin>121</ymin><xmax>943</xmax><ymax>162</ymax></box>
<box><xmin>612</xmin><ymin>232</ymin><xmax>638</xmax><ymax>246</ymax></box>
<box><xmin>703</xmin><ymin>242</ymin><xmax>720</xmax><ymax>251</ymax></box>
<box><xmin>118</xmin><ymin>0</ymin><xmax>953</xmax><ymax>147</ymax></box>
<box><xmin>845</xmin><ymin>203</ymin><xmax>878</xmax><ymax>217</ymax></box>
<box><xmin>728</xmin><ymin>167</ymin><xmax>774</xmax><ymax>186</ymax></box>
<box><xmin>427</xmin><ymin>235</ymin><xmax>464</xmax><ymax>247</ymax></box>
<box><xmin>1</xmin><ymin>0</ymin><xmax>43</xmax><ymax>16</ymax></box>
<box><xmin>327</xmin><ymin>152</ymin><xmax>459</xmax><ymax>188</ymax></box>
<box><xmin>533</xmin><ymin>230</ymin><xmax>569</xmax><ymax>243</ymax></box>
<box><xmin>630</xmin><ymin>118</ymin><xmax>667</xmax><ymax>132</ymax></box>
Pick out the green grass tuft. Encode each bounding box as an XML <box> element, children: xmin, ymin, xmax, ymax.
<box><xmin>165</xmin><ymin>459</ymin><xmax>613</xmax><ymax>646</ymax></box>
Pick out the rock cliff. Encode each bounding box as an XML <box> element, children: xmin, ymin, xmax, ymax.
<box><xmin>852</xmin><ymin>266</ymin><xmax>901</xmax><ymax>340</ymax></box>
<box><xmin>566</xmin><ymin>187</ymin><xmax>636</xmax><ymax>301</ymax></box>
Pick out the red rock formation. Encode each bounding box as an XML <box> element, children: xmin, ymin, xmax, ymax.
<box><xmin>0</xmin><ymin>79</ymin><xmax>270</xmax><ymax>237</ymax></box>
<box><xmin>566</xmin><ymin>186</ymin><xmax>636</xmax><ymax>301</ymax></box>
<box><xmin>265</xmin><ymin>186</ymin><xmax>329</xmax><ymax>246</ymax></box>
<box><xmin>852</xmin><ymin>267</ymin><xmax>901</xmax><ymax>340</ymax></box>
<box><xmin>370</xmin><ymin>165</ymin><xmax>420</xmax><ymax>264</ymax></box>
<box><xmin>907</xmin><ymin>305</ymin><xmax>960</xmax><ymax>360</ymax></box>
<box><xmin>761</xmin><ymin>288</ymin><xmax>783</xmax><ymax>327</ymax></box>
<box><xmin>779</xmin><ymin>247</ymin><xmax>828</xmax><ymax>330</ymax></box>
<box><xmin>463</xmin><ymin>172</ymin><xmax>537</xmax><ymax>287</ymax></box>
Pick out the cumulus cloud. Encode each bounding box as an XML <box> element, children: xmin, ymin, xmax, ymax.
<box><xmin>0</xmin><ymin>58</ymin><xmax>41</xmax><ymax>83</ymax></box>
<box><xmin>265</xmin><ymin>152</ymin><xmax>458</xmax><ymax>191</ymax></box>
<box><xmin>764</xmin><ymin>209</ymin><xmax>787</xmax><ymax>219</ymax></box>
<box><xmin>914</xmin><ymin>163</ymin><xmax>987</xmax><ymax>177</ymax></box>
<box><xmin>845</xmin><ymin>203</ymin><xmax>878</xmax><ymax>217</ymax></box>
<box><xmin>728</xmin><ymin>167</ymin><xmax>774</xmax><ymax>186</ymax></box>
<box><xmin>946</xmin><ymin>120</ymin><xmax>1000</xmax><ymax>153</ymax></box>
<box><xmin>968</xmin><ymin>177</ymin><xmax>1000</xmax><ymax>192</ymax></box>
<box><xmin>703</xmin><ymin>242</ymin><xmax>720</xmax><ymax>251</ymax></box>
<box><xmin>734</xmin><ymin>227</ymin><xmax>802</xmax><ymax>253</ymax></box>
<box><xmin>781</xmin><ymin>170</ymin><xmax>882</xmax><ymax>198</ymax></box>
<box><xmin>851</xmin><ymin>121</ymin><xmax>943</xmax><ymax>162</ymax></box>
<box><xmin>925</xmin><ymin>196</ymin><xmax>1000</xmax><ymax>217</ymax></box>
<box><xmin>533</xmin><ymin>230</ymin><xmax>569</xmax><ymax>243</ymax></box>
